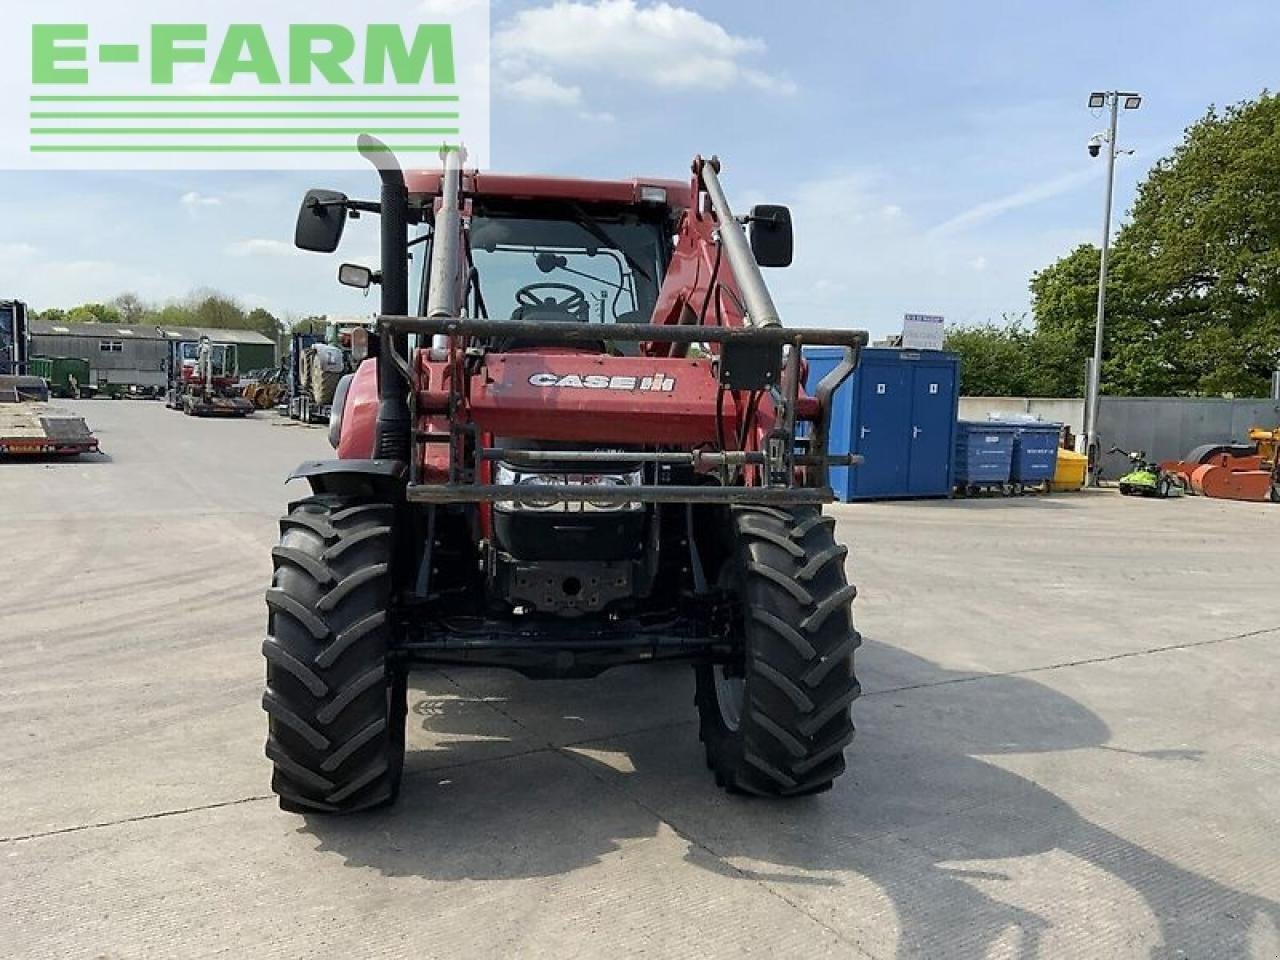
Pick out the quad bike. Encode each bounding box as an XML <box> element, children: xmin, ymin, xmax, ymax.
<box><xmin>262</xmin><ymin>138</ymin><xmax>867</xmax><ymax>813</ymax></box>
<box><xmin>1110</xmin><ymin>446</ymin><xmax>1177</xmax><ymax>498</ymax></box>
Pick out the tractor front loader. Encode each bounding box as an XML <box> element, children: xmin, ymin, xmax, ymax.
<box><xmin>264</xmin><ymin>138</ymin><xmax>868</xmax><ymax>813</ymax></box>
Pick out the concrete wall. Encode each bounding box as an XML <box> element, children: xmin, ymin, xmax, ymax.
<box><xmin>1095</xmin><ymin>396</ymin><xmax>1280</xmax><ymax>479</ymax></box>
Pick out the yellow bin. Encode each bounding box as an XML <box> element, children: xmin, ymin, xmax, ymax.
<box><xmin>1051</xmin><ymin>449</ymin><xmax>1088</xmax><ymax>491</ymax></box>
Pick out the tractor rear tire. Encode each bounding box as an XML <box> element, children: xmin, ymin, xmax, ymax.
<box><xmin>263</xmin><ymin>495</ymin><xmax>406</xmax><ymax>814</ymax></box>
<box><xmin>696</xmin><ymin>505</ymin><xmax>860</xmax><ymax>797</ymax></box>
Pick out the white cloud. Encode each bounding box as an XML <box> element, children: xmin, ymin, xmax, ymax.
<box><xmin>180</xmin><ymin>191</ymin><xmax>222</xmax><ymax>209</ymax></box>
<box><xmin>762</xmin><ymin>172</ymin><xmax>1091</xmax><ymax>335</ymax></box>
<box><xmin>927</xmin><ymin>167</ymin><xmax>1101</xmax><ymax>238</ymax></box>
<box><xmin>0</xmin><ymin>242</ymin><xmax>40</xmax><ymax>260</ymax></box>
<box><xmin>0</xmin><ymin>255</ymin><xmax>173</xmax><ymax>308</ymax></box>
<box><xmin>504</xmin><ymin>72</ymin><xmax>583</xmax><ymax>106</ymax></box>
<box><xmin>494</xmin><ymin>0</ymin><xmax>795</xmax><ymax>108</ymax></box>
<box><xmin>226</xmin><ymin>238</ymin><xmax>297</xmax><ymax>258</ymax></box>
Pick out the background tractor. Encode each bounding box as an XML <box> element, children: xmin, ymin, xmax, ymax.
<box><xmin>264</xmin><ymin>138</ymin><xmax>867</xmax><ymax>813</ymax></box>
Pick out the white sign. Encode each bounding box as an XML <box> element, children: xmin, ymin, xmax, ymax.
<box><xmin>2</xmin><ymin>1</ymin><xmax>491</xmax><ymax>170</ymax></box>
<box><xmin>902</xmin><ymin>313</ymin><xmax>945</xmax><ymax>351</ymax></box>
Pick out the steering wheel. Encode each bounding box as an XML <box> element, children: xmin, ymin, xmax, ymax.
<box><xmin>515</xmin><ymin>282</ymin><xmax>588</xmax><ymax>318</ymax></box>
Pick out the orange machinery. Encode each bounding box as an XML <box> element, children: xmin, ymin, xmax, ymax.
<box><xmin>1162</xmin><ymin>427</ymin><xmax>1279</xmax><ymax>502</ymax></box>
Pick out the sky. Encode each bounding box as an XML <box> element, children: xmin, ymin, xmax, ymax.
<box><xmin>1</xmin><ymin>0</ymin><xmax>1276</xmax><ymax>339</ymax></box>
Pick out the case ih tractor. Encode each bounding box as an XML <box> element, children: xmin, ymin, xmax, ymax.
<box><xmin>264</xmin><ymin>138</ymin><xmax>867</xmax><ymax>813</ymax></box>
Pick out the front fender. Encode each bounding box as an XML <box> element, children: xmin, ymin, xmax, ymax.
<box><xmin>289</xmin><ymin>459</ymin><xmax>407</xmax><ymax>500</ymax></box>
<box><xmin>336</xmin><ymin>357</ymin><xmax>379</xmax><ymax>459</ymax></box>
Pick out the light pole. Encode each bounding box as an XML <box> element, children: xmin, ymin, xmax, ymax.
<box><xmin>1084</xmin><ymin>90</ymin><xmax>1141</xmax><ymax>482</ymax></box>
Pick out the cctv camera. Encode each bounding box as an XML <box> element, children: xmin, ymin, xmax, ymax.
<box><xmin>1087</xmin><ymin>134</ymin><xmax>1105</xmax><ymax>158</ymax></box>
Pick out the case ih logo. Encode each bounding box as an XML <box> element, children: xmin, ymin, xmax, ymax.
<box><xmin>528</xmin><ymin>373</ymin><xmax>676</xmax><ymax>392</ymax></box>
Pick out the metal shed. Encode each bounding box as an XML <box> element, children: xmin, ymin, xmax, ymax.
<box><xmin>29</xmin><ymin>321</ymin><xmax>276</xmax><ymax>391</ymax></box>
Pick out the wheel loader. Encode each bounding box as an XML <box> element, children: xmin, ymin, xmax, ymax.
<box><xmin>264</xmin><ymin>138</ymin><xmax>867</xmax><ymax>813</ymax></box>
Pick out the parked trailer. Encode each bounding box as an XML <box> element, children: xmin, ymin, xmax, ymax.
<box><xmin>0</xmin><ymin>375</ymin><xmax>99</xmax><ymax>456</ymax></box>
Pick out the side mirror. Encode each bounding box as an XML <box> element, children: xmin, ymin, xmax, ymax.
<box><xmin>338</xmin><ymin>263</ymin><xmax>376</xmax><ymax>289</ymax></box>
<box><xmin>535</xmin><ymin>252</ymin><xmax>568</xmax><ymax>274</ymax></box>
<box><xmin>295</xmin><ymin>189</ymin><xmax>349</xmax><ymax>253</ymax></box>
<box><xmin>748</xmin><ymin>204</ymin><xmax>793</xmax><ymax>268</ymax></box>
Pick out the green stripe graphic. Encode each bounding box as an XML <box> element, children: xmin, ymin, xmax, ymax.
<box><xmin>32</xmin><ymin>128</ymin><xmax>460</xmax><ymax>136</ymax></box>
<box><xmin>30</xmin><ymin>144</ymin><xmax>459</xmax><ymax>153</ymax></box>
<box><xmin>30</xmin><ymin>95</ymin><xmax>459</xmax><ymax>102</ymax></box>
<box><xmin>31</xmin><ymin>112</ymin><xmax>459</xmax><ymax>119</ymax></box>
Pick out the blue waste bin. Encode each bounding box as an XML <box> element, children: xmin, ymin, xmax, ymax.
<box><xmin>954</xmin><ymin>421</ymin><xmax>1016</xmax><ymax>490</ymax></box>
<box><xmin>1001</xmin><ymin>422</ymin><xmax>1062</xmax><ymax>488</ymax></box>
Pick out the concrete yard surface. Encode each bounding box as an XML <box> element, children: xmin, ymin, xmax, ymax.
<box><xmin>2</xmin><ymin>401</ymin><xmax>1278</xmax><ymax>959</ymax></box>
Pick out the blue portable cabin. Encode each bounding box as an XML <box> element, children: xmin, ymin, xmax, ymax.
<box><xmin>804</xmin><ymin>347</ymin><xmax>961</xmax><ymax>501</ymax></box>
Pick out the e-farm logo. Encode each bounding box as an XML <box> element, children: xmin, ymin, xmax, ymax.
<box><xmin>3</xmin><ymin>2</ymin><xmax>491</xmax><ymax>170</ymax></box>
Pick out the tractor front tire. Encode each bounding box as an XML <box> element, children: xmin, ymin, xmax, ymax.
<box><xmin>696</xmin><ymin>505</ymin><xmax>860</xmax><ymax>797</ymax></box>
<box><xmin>263</xmin><ymin>495</ymin><xmax>406</xmax><ymax>814</ymax></box>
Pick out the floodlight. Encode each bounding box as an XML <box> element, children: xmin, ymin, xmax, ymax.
<box><xmin>1088</xmin><ymin>92</ymin><xmax>1106</xmax><ymax>109</ymax></box>
<box><xmin>1123</xmin><ymin>95</ymin><xmax>1142</xmax><ymax>109</ymax></box>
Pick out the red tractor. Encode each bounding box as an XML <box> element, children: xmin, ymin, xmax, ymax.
<box><xmin>265</xmin><ymin>137</ymin><xmax>867</xmax><ymax>813</ymax></box>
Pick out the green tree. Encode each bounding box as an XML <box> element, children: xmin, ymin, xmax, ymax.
<box><xmin>290</xmin><ymin>315</ymin><xmax>328</xmax><ymax>335</ymax></box>
<box><xmin>111</xmin><ymin>292</ymin><xmax>148</xmax><ymax>325</ymax></box>
<box><xmin>245</xmin><ymin>307</ymin><xmax>283</xmax><ymax>342</ymax></box>
<box><xmin>190</xmin><ymin>291</ymin><xmax>247</xmax><ymax>330</ymax></box>
<box><xmin>65</xmin><ymin>302</ymin><xmax>123</xmax><ymax>324</ymax></box>
<box><xmin>945</xmin><ymin>319</ymin><xmax>1033</xmax><ymax>396</ymax></box>
<box><xmin>1030</xmin><ymin>92</ymin><xmax>1280</xmax><ymax>397</ymax></box>
<box><xmin>34</xmin><ymin>307</ymin><xmax>68</xmax><ymax>325</ymax></box>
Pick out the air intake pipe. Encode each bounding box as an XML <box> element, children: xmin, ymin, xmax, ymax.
<box><xmin>358</xmin><ymin>134</ymin><xmax>411</xmax><ymax>462</ymax></box>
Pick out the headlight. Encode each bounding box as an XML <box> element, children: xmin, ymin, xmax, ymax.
<box><xmin>494</xmin><ymin>463</ymin><xmax>643</xmax><ymax>512</ymax></box>
<box><xmin>578</xmin><ymin>470</ymin><xmax>642</xmax><ymax>511</ymax></box>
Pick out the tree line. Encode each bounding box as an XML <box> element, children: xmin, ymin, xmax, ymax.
<box><xmin>32</xmin><ymin>291</ymin><xmax>328</xmax><ymax>345</ymax></box>
<box><xmin>946</xmin><ymin>92</ymin><xmax>1280</xmax><ymax>398</ymax></box>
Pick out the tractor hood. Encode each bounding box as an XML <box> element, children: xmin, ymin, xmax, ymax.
<box><xmin>469</xmin><ymin>353</ymin><xmax>723</xmax><ymax>445</ymax></box>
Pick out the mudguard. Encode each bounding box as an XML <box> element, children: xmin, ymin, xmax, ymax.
<box><xmin>289</xmin><ymin>459</ymin><xmax>407</xmax><ymax>499</ymax></box>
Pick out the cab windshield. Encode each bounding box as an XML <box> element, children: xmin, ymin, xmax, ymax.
<box><xmin>467</xmin><ymin>209</ymin><xmax>666</xmax><ymax>326</ymax></box>
<box><xmin>180</xmin><ymin>342</ymin><xmax>233</xmax><ymax>375</ymax></box>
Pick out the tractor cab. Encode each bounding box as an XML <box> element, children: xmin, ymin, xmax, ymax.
<box><xmin>177</xmin><ymin>340</ymin><xmax>237</xmax><ymax>385</ymax></box>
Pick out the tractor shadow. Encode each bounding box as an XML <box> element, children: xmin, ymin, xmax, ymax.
<box><xmin>299</xmin><ymin>642</ymin><xmax>1279</xmax><ymax>959</ymax></box>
